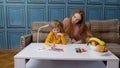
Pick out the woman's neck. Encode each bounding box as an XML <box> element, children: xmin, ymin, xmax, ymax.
<box><xmin>72</xmin><ymin>23</ymin><xmax>78</xmax><ymax>28</ymax></box>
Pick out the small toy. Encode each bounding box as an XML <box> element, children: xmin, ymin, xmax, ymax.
<box><xmin>75</xmin><ymin>48</ymin><xmax>81</xmax><ymax>53</ymax></box>
<box><xmin>75</xmin><ymin>48</ymin><xmax>87</xmax><ymax>53</ymax></box>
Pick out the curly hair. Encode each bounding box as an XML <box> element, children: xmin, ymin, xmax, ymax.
<box><xmin>50</xmin><ymin>20</ymin><xmax>65</xmax><ymax>33</ymax></box>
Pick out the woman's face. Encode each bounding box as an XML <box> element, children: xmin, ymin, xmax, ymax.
<box><xmin>52</xmin><ymin>27</ymin><xmax>60</xmax><ymax>34</ymax></box>
<box><xmin>72</xmin><ymin>13</ymin><xmax>81</xmax><ymax>24</ymax></box>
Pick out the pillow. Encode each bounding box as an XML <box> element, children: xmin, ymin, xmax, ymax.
<box><xmin>92</xmin><ymin>32</ymin><xmax>119</xmax><ymax>43</ymax></box>
<box><xmin>31</xmin><ymin>22</ymin><xmax>51</xmax><ymax>33</ymax></box>
<box><xmin>90</xmin><ymin>19</ymin><xmax>119</xmax><ymax>32</ymax></box>
<box><xmin>33</xmin><ymin>32</ymin><xmax>49</xmax><ymax>42</ymax></box>
<box><xmin>90</xmin><ymin>19</ymin><xmax>119</xmax><ymax>43</ymax></box>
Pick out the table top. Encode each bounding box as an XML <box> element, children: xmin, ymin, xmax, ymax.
<box><xmin>14</xmin><ymin>43</ymin><xmax>119</xmax><ymax>61</ymax></box>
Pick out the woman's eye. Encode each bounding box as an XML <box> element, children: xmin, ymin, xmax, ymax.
<box><xmin>73</xmin><ymin>16</ymin><xmax>76</xmax><ymax>18</ymax></box>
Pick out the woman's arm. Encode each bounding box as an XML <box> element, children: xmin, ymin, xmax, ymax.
<box><xmin>72</xmin><ymin>30</ymin><xmax>93</xmax><ymax>44</ymax></box>
<box><xmin>71</xmin><ymin>38</ymin><xmax>82</xmax><ymax>44</ymax></box>
<box><xmin>87</xmin><ymin>29</ymin><xmax>93</xmax><ymax>37</ymax></box>
<box><xmin>86</xmin><ymin>29</ymin><xmax>93</xmax><ymax>42</ymax></box>
<box><xmin>62</xmin><ymin>18</ymin><xmax>69</xmax><ymax>30</ymax></box>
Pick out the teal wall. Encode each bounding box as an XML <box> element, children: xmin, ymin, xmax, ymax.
<box><xmin>0</xmin><ymin>0</ymin><xmax>120</xmax><ymax>49</ymax></box>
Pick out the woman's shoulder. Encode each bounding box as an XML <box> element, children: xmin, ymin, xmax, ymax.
<box><xmin>63</xmin><ymin>17</ymin><xmax>70</xmax><ymax>22</ymax></box>
<box><xmin>63</xmin><ymin>17</ymin><xmax>70</xmax><ymax>25</ymax></box>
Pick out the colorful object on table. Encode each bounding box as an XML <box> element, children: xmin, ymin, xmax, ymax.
<box><xmin>75</xmin><ymin>48</ymin><xmax>87</xmax><ymax>53</ymax></box>
<box><xmin>87</xmin><ymin>37</ymin><xmax>108</xmax><ymax>53</ymax></box>
<box><xmin>95</xmin><ymin>45</ymin><xmax>108</xmax><ymax>53</ymax></box>
<box><xmin>87</xmin><ymin>37</ymin><xmax>105</xmax><ymax>46</ymax></box>
<box><xmin>49</xmin><ymin>48</ymin><xmax>64</xmax><ymax>52</ymax></box>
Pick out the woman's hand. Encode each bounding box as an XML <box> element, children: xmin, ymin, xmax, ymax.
<box><xmin>72</xmin><ymin>38</ymin><xmax>82</xmax><ymax>44</ymax></box>
<box><xmin>74</xmin><ymin>40</ymin><xmax>82</xmax><ymax>44</ymax></box>
<box><xmin>71</xmin><ymin>38</ymin><xmax>76</xmax><ymax>43</ymax></box>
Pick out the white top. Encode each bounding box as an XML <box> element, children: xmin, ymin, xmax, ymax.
<box><xmin>15</xmin><ymin>43</ymin><xmax>119</xmax><ymax>61</ymax></box>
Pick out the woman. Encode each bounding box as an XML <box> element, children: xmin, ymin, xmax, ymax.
<box><xmin>63</xmin><ymin>8</ymin><xmax>93</xmax><ymax>44</ymax></box>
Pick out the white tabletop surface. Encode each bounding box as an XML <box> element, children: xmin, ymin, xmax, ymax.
<box><xmin>15</xmin><ymin>43</ymin><xmax>119</xmax><ymax>61</ymax></box>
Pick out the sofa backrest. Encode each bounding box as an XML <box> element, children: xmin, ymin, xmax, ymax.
<box><xmin>31</xmin><ymin>22</ymin><xmax>51</xmax><ymax>42</ymax></box>
<box><xmin>31</xmin><ymin>22</ymin><xmax>91</xmax><ymax>43</ymax></box>
<box><xmin>90</xmin><ymin>19</ymin><xmax>119</xmax><ymax>43</ymax></box>
<box><xmin>31</xmin><ymin>19</ymin><xmax>119</xmax><ymax>43</ymax></box>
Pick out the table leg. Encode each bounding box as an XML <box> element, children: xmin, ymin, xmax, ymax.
<box><xmin>14</xmin><ymin>58</ymin><xmax>26</xmax><ymax>68</ymax></box>
<box><xmin>106</xmin><ymin>60</ymin><xmax>119</xmax><ymax>68</ymax></box>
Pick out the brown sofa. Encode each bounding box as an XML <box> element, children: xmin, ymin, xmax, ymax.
<box><xmin>20</xmin><ymin>19</ymin><xmax>120</xmax><ymax>58</ymax></box>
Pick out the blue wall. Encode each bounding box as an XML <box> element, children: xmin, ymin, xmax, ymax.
<box><xmin>0</xmin><ymin>0</ymin><xmax>120</xmax><ymax>49</ymax></box>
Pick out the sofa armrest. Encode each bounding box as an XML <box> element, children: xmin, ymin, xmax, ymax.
<box><xmin>20</xmin><ymin>34</ymin><xmax>32</xmax><ymax>49</ymax></box>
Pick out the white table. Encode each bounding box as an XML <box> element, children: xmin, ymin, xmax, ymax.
<box><xmin>14</xmin><ymin>43</ymin><xmax>119</xmax><ymax>68</ymax></box>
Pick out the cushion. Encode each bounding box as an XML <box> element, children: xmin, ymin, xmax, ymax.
<box><xmin>33</xmin><ymin>32</ymin><xmax>49</xmax><ymax>42</ymax></box>
<box><xmin>106</xmin><ymin>43</ymin><xmax>120</xmax><ymax>58</ymax></box>
<box><xmin>90</xmin><ymin>19</ymin><xmax>119</xmax><ymax>32</ymax></box>
<box><xmin>93</xmin><ymin>32</ymin><xmax>119</xmax><ymax>43</ymax></box>
<box><xmin>31</xmin><ymin>22</ymin><xmax>51</xmax><ymax>33</ymax></box>
<box><xmin>90</xmin><ymin>19</ymin><xmax>119</xmax><ymax>43</ymax></box>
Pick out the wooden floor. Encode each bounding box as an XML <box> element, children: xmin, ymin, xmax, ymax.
<box><xmin>0</xmin><ymin>50</ymin><xmax>21</xmax><ymax>68</ymax></box>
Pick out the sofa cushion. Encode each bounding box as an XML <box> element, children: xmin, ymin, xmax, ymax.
<box><xmin>31</xmin><ymin>22</ymin><xmax>51</xmax><ymax>33</ymax></box>
<box><xmin>93</xmin><ymin>32</ymin><xmax>119</xmax><ymax>43</ymax></box>
<box><xmin>90</xmin><ymin>19</ymin><xmax>119</xmax><ymax>43</ymax></box>
<box><xmin>31</xmin><ymin>22</ymin><xmax>51</xmax><ymax>42</ymax></box>
<box><xmin>106</xmin><ymin>43</ymin><xmax>120</xmax><ymax>58</ymax></box>
<box><xmin>33</xmin><ymin>32</ymin><xmax>49</xmax><ymax>42</ymax></box>
<box><xmin>90</xmin><ymin>19</ymin><xmax>119</xmax><ymax>32</ymax></box>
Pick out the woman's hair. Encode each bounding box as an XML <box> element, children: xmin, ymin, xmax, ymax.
<box><xmin>50</xmin><ymin>20</ymin><xmax>65</xmax><ymax>33</ymax></box>
<box><xmin>67</xmin><ymin>8</ymin><xmax>89</xmax><ymax>43</ymax></box>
